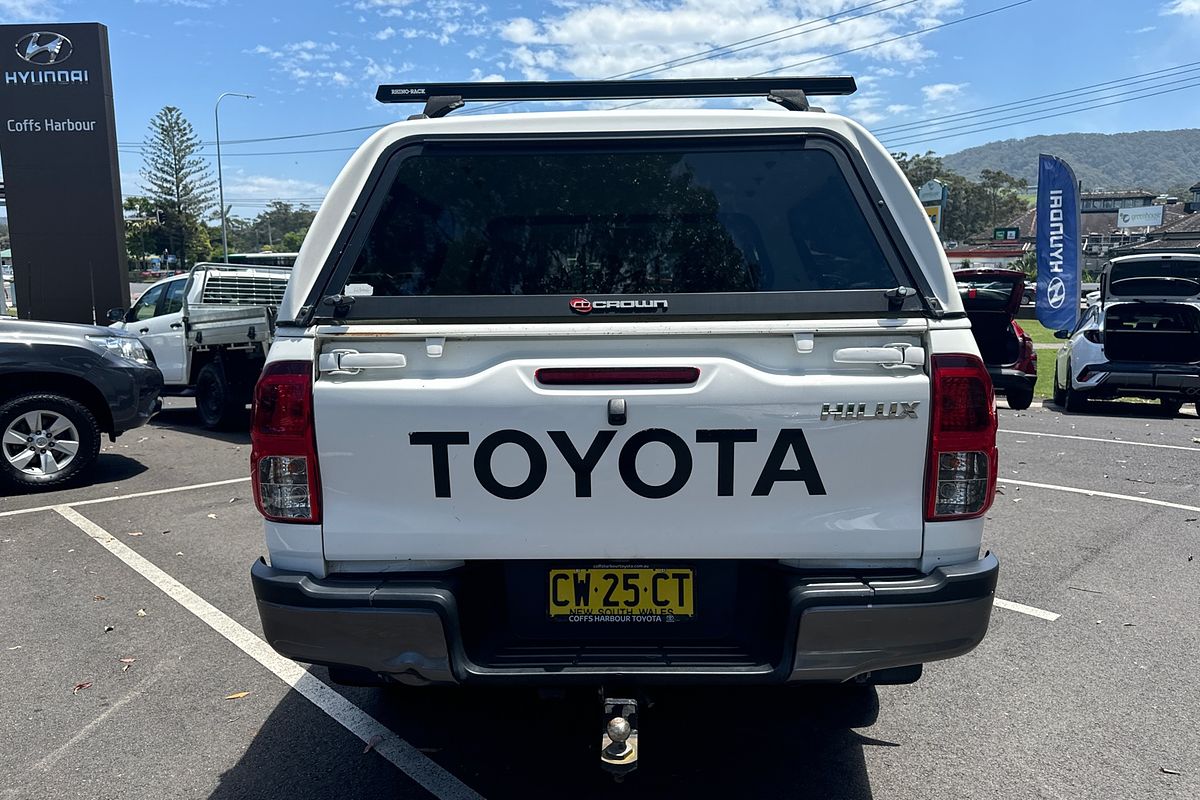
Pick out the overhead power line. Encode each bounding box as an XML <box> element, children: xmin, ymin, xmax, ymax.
<box><xmin>880</xmin><ymin>76</ymin><xmax>1200</xmax><ymax>150</ymax></box>
<box><xmin>879</xmin><ymin>71</ymin><xmax>1200</xmax><ymax>148</ymax></box>
<box><xmin>753</xmin><ymin>0</ymin><xmax>1034</xmax><ymax>76</ymax></box>
<box><xmin>457</xmin><ymin>0</ymin><xmax>925</xmax><ymax>117</ymax></box>
<box><xmin>874</xmin><ymin>60</ymin><xmax>1200</xmax><ymax>136</ymax></box>
<box><xmin>608</xmin><ymin>0</ymin><xmax>1036</xmax><ymax>110</ymax></box>
<box><xmin>113</xmin><ymin>0</ymin><xmax>969</xmax><ymax>144</ymax></box>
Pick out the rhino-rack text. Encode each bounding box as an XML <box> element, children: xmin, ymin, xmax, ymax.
<box><xmin>409</xmin><ymin>427</ymin><xmax>825</xmax><ymax>500</ymax></box>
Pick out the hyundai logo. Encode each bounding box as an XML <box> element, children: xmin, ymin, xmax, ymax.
<box><xmin>15</xmin><ymin>31</ymin><xmax>73</xmax><ymax>65</ymax></box>
<box><xmin>1046</xmin><ymin>276</ymin><xmax>1067</xmax><ymax>309</ymax></box>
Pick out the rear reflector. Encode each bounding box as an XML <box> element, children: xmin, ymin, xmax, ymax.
<box><xmin>251</xmin><ymin>361</ymin><xmax>320</xmax><ymax>524</ymax></box>
<box><xmin>536</xmin><ymin>367</ymin><xmax>700</xmax><ymax>385</ymax></box>
<box><xmin>926</xmin><ymin>354</ymin><xmax>997</xmax><ymax>521</ymax></box>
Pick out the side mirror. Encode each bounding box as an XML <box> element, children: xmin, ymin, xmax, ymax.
<box><xmin>106</xmin><ymin>307</ymin><xmax>126</xmax><ymax>323</ymax></box>
<box><xmin>1053</xmin><ymin>329</ymin><xmax>1070</xmax><ymax>340</ymax></box>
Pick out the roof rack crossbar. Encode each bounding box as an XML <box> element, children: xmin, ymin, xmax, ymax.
<box><xmin>379</xmin><ymin>76</ymin><xmax>856</xmax><ymax>118</ymax></box>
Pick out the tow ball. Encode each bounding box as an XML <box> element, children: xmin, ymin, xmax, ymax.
<box><xmin>600</xmin><ymin>697</ymin><xmax>638</xmax><ymax>780</ymax></box>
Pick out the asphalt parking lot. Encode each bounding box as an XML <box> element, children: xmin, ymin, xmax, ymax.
<box><xmin>2</xmin><ymin>398</ymin><xmax>1198</xmax><ymax>800</ymax></box>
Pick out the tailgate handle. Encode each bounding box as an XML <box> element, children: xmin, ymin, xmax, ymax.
<box><xmin>833</xmin><ymin>344</ymin><xmax>925</xmax><ymax>369</ymax></box>
<box><xmin>318</xmin><ymin>349</ymin><xmax>408</xmax><ymax>375</ymax></box>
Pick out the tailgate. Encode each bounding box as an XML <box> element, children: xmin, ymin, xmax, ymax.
<box><xmin>313</xmin><ymin>327</ymin><xmax>930</xmax><ymax>562</ymax></box>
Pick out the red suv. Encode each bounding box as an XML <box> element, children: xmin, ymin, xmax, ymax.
<box><xmin>955</xmin><ymin>268</ymin><xmax>1038</xmax><ymax>410</ymax></box>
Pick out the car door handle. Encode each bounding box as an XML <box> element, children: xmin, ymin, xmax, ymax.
<box><xmin>138</xmin><ymin>327</ymin><xmax>149</xmax><ymax>334</ymax></box>
<box><xmin>833</xmin><ymin>344</ymin><xmax>925</xmax><ymax>368</ymax></box>
<box><xmin>318</xmin><ymin>349</ymin><xmax>408</xmax><ymax>374</ymax></box>
<box><xmin>170</xmin><ymin>323</ymin><xmax>183</xmax><ymax>329</ymax></box>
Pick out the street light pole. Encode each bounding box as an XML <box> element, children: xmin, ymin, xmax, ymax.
<box><xmin>214</xmin><ymin>91</ymin><xmax>253</xmax><ymax>263</ymax></box>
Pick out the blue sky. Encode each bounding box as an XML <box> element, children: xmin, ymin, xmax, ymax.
<box><xmin>3</xmin><ymin>0</ymin><xmax>1200</xmax><ymax>219</ymax></box>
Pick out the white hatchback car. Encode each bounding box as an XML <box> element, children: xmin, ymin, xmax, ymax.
<box><xmin>1053</xmin><ymin>253</ymin><xmax>1200</xmax><ymax>415</ymax></box>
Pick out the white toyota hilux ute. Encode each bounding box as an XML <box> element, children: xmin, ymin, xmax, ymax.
<box><xmin>248</xmin><ymin>78</ymin><xmax>1000</xmax><ymax>747</ymax></box>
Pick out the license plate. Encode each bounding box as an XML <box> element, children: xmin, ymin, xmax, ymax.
<box><xmin>548</xmin><ymin>568</ymin><xmax>694</xmax><ymax>620</ymax></box>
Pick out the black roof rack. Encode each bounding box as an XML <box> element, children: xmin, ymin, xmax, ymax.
<box><xmin>377</xmin><ymin>76</ymin><xmax>857</xmax><ymax>120</ymax></box>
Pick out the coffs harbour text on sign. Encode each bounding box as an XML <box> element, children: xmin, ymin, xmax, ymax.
<box><xmin>409</xmin><ymin>427</ymin><xmax>827</xmax><ymax>500</ymax></box>
<box><xmin>6</xmin><ymin>117</ymin><xmax>98</xmax><ymax>132</ymax></box>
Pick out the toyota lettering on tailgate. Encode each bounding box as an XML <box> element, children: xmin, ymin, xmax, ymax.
<box><xmin>408</xmin><ymin>428</ymin><xmax>826</xmax><ymax>499</ymax></box>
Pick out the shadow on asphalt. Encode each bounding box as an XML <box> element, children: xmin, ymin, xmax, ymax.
<box><xmin>0</xmin><ymin>453</ymin><xmax>149</xmax><ymax>498</ymax></box>
<box><xmin>149</xmin><ymin>406</ymin><xmax>251</xmax><ymax>446</ymax></box>
<box><xmin>211</xmin><ymin>682</ymin><xmax>881</xmax><ymax>799</ymax></box>
<box><xmin>1038</xmin><ymin>399</ymin><xmax>1199</xmax><ymax>420</ymax></box>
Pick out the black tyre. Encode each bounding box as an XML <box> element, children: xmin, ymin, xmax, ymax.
<box><xmin>1063</xmin><ymin>360</ymin><xmax>1089</xmax><ymax>412</ymax></box>
<box><xmin>1007</xmin><ymin>387</ymin><xmax>1034</xmax><ymax>411</ymax></box>
<box><xmin>1052</xmin><ymin>364</ymin><xmax>1067</xmax><ymax>408</ymax></box>
<box><xmin>195</xmin><ymin>362</ymin><xmax>246</xmax><ymax>430</ymax></box>
<box><xmin>1159</xmin><ymin>398</ymin><xmax>1183</xmax><ymax>417</ymax></box>
<box><xmin>0</xmin><ymin>393</ymin><xmax>102</xmax><ymax>489</ymax></box>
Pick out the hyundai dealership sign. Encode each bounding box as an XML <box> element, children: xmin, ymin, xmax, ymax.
<box><xmin>0</xmin><ymin>22</ymin><xmax>128</xmax><ymax>323</ymax></box>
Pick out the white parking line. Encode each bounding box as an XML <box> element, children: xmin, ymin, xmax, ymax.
<box><xmin>998</xmin><ymin>477</ymin><xmax>1200</xmax><ymax>514</ymax></box>
<box><xmin>53</xmin><ymin>505</ymin><xmax>483</xmax><ymax>800</ymax></box>
<box><xmin>0</xmin><ymin>477</ymin><xmax>250</xmax><ymax>518</ymax></box>
<box><xmin>999</xmin><ymin>429</ymin><xmax>1200</xmax><ymax>453</ymax></box>
<box><xmin>993</xmin><ymin>598</ymin><xmax>1060</xmax><ymax>621</ymax></box>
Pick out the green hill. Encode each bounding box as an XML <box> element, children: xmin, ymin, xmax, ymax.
<box><xmin>941</xmin><ymin>129</ymin><xmax>1200</xmax><ymax>193</ymax></box>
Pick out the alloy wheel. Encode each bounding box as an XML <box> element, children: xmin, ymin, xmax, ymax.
<box><xmin>2</xmin><ymin>409</ymin><xmax>82</xmax><ymax>477</ymax></box>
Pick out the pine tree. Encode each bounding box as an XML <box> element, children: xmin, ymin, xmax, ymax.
<box><xmin>139</xmin><ymin>106</ymin><xmax>215</xmax><ymax>267</ymax></box>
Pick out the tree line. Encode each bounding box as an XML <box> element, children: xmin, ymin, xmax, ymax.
<box><xmin>124</xmin><ymin>106</ymin><xmax>315</xmax><ymax>270</ymax></box>
<box><xmin>121</xmin><ymin>105</ymin><xmax>1029</xmax><ymax>272</ymax></box>
<box><xmin>891</xmin><ymin>151</ymin><xmax>1030</xmax><ymax>243</ymax></box>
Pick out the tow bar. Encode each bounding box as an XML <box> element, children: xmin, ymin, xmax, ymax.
<box><xmin>600</xmin><ymin>696</ymin><xmax>638</xmax><ymax>780</ymax></box>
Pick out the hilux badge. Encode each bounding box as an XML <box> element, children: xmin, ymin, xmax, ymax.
<box><xmin>821</xmin><ymin>402</ymin><xmax>919</xmax><ymax>420</ymax></box>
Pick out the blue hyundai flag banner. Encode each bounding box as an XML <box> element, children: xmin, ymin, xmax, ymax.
<box><xmin>1035</xmin><ymin>154</ymin><xmax>1081</xmax><ymax>332</ymax></box>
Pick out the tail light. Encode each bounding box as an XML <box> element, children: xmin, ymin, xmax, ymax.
<box><xmin>251</xmin><ymin>361</ymin><xmax>320</xmax><ymax>524</ymax></box>
<box><xmin>925</xmin><ymin>354</ymin><xmax>997</xmax><ymax>521</ymax></box>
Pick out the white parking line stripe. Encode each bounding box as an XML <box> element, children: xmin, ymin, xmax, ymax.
<box><xmin>0</xmin><ymin>477</ymin><xmax>250</xmax><ymax>518</ymax></box>
<box><xmin>993</xmin><ymin>598</ymin><xmax>1060</xmax><ymax>621</ymax></box>
<box><xmin>53</xmin><ymin>505</ymin><xmax>483</xmax><ymax>800</ymax></box>
<box><xmin>998</xmin><ymin>477</ymin><xmax>1200</xmax><ymax>514</ymax></box>
<box><xmin>999</xmin><ymin>429</ymin><xmax>1200</xmax><ymax>453</ymax></box>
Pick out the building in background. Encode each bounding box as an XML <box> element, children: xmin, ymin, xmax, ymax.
<box><xmin>950</xmin><ymin>187</ymin><xmax>1197</xmax><ymax>277</ymax></box>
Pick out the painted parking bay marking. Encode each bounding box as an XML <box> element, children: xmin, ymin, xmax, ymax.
<box><xmin>993</xmin><ymin>598</ymin><xmax>1060</xmax><ymax>621</ymax></box>
<box><xmin>52</xmin><ymin>505</ymin><xmax>483</xmax><ymax>800</ymax></box>
<box><xmin>998</xmin><ymin>478</ymin><xmax>1200</xmax><ymax>514</ymax></box>
<box><xmin>998</xmin><ymin>429</ymin><xmax>1200</xmax><ymax>454</ymax></box>
<box><xmin>0</xmin><ymin>476</ymin><xmax>251</xmax><ymax>518</ymax></box>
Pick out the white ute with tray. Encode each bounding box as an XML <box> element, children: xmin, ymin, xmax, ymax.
<box><xmin>110</xmin><ymin>262</ymin><xmax>290</xmax><ymax>428</ymax></box>
<box><xmin>246</xmin><ymin>77</ymin><xmax>1002</xmax><ymax>775</ymax></box>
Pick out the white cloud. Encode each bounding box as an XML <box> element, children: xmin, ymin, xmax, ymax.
<box><xmin>133</xmin><ymin>0</ymin><xmax>226</xmax><ymax>8</ymax></box>
<box><xmin>353</xmin><ymin>0</ymin><xmax>415</xmax><ymax>15</ymax></box>
<box><xmin>496</xmin><ymin>0</ymin><xmax>964</xmax><ymax>82</ymax></box>
<box><xmin>886</xmin><ymin>103</ymin><xmax>913</xmax><ymax>114</ymax></box>
<box><xmin>921</xmin><ymin>82</ymin><xmax>967</xmax><ymax>103</ymax></box>
<box><xmin>356</xmin><ymin>0</ymin><xmax>490</xmax><ymax>44</ymax></box>
<box><xmin>222</xmin><ymin>172</ymin><xmax>328</xmax><ymax>203</ymax></box>
<box><xmin>0</xmin><ymin>0</ymin><xmax>58</xmax><ymax>21</ymax></box>
<box><xmin>374</xmin><ymin>26</ymin><xmax>397</xmax><ymax>40</ymax></box>
<box><xmin>247</xmin><ymin>39</ymin><xmax>377</xmax><ymax>88</ymax></box>
<box><xmin>1162</xmin><ymin>0</ymin><xmax>1200</xmax><ymax>14</ymax></box>
<box><xmin>1130</xmin><ymin>25</ymin><xmax>1157</xmax><ymax>33</ymax></box>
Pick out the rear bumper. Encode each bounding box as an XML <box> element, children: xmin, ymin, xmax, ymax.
<box><xmin>252</xmin><ymin>553</ymin><xmax>999</xmax><ymax>685</ymax></box>
<box><xmin>1080</xmin><ymin>361</ymin><xmax>1200</xmax><ymax>398</ymax></box>
<box><xmin>988</xmin><ymin>366</ymin><xmax>1037</xmax><ymax>395</ymax></box>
